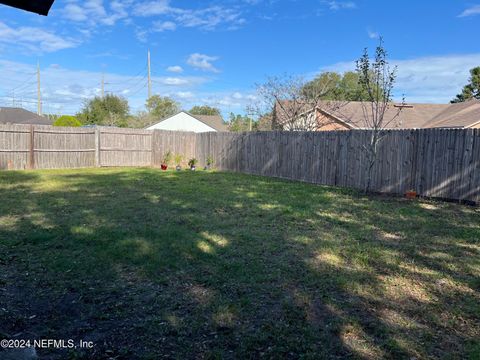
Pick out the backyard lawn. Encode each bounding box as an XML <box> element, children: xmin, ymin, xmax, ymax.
<box><xmin>0</xmin><ymin>168</ymin><xmax>479</xmax><ymax>359</ymax></box>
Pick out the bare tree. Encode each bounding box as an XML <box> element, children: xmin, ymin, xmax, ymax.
<box><xmin>356</xmin><ymin>38</ymin><xmax>405</xmax><ymax>192</ymax></box>
<box><xmin>250</xmin><ymin>74</ymin><xmax>346</xmax><ymax>131</ymax></box>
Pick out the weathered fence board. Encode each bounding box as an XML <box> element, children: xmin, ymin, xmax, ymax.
<box><xmin>99</xmin><ymin>127</ymin><xmax>152</xmax><ymax>167</ymax></box>
<box><xmin>0</xmin><ymin>124</ymin><xmax>30</xmax><ymax>170</ymax></box>
<box><xmin>0</xmin><ymin>124</ymin><xmax>479</xmax><ymax>203</ymax></box>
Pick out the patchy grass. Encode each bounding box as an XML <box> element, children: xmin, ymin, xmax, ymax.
<box><xmin>0</xmin><ymin>168</ymin><xmax>478</xmax><ymax>359</ymax></box>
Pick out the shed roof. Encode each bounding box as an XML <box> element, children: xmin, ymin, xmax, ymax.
<box><xmin>190</xmin><ymin>114</ymin><xmax>228</xmax><ymax>132</ymax></box>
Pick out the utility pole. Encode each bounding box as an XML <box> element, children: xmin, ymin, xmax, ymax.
<box><xmin>37</xmin><ymin>62</ymin><xmax>42</xmax><ymax>116</ymax></box>
<box><xmin>101</xmin><ymin>73</ymin><xmax>105</xmax><ymax>97</ymax></box>
<box><xmin>147</xmin><ymin>49</ymin><xmax>152</xmax><ymax>99</ymax></box>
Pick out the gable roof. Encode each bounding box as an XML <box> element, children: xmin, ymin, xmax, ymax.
<box><xmin>323</xmin><ymin>101</ymin><xmax>450</xmax><ymax>129</ymax></box>
<box><xmin>190</xmin><ymin>113</ymin><xmax>228</xmax><ymax>132</ymax></box>
<box><xmin>148</xmin><ymin>111</ymin><xmax>228</xmax><ymax>132</ymax></box>
<box><xmin>0</xmin><ymin>107</ymin><xmax>52</xmax><ymax>125</ymax></box>
<box><xmin>0</xmin><ymin>0</ymin><xmax>55</xmax><ymax>15</ymax></box>
<box><xmin>274</xmin><ymin>100</ymin><xmax>480</xmax><ymax>129</ymax></box>
<box><xmin>421</xmin><ymin>99</ymin><xmax>480</xmax><ymax>128</ymax></box>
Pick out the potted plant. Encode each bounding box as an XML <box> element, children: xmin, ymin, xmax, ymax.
<box><xmin>174</xmin><ymin>154</ymin><xmax>183</xmax><ymax>171</ymax></box>
<box><xmin>161</xmin><ymin>150</ymin><xmax>172</xmax><ymax>170</ymax></box>
<box><xmin>204</xmin><ymin>155</ymin><xmax>214</xmax><ymax>170</ymax></box>
<box><xmin>188</xmin><ymin>158</ymin><xmax>198</xmax><ymax>171</ymax></box>
<box><xmin>405</xmin><ymin>189</ymin><xmax>417</xmax><ymax>199</ymax></box>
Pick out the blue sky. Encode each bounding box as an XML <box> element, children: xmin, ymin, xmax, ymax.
<box><xmin>0</xmin><ymin>0</ymin><xmax>479</xmax><ymax>117</ymax></box>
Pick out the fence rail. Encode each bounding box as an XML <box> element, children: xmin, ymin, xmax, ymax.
<box><xmin>0</xmin><ymin>124</ymin><xmax>478</xmax><ymax>204</ymax></box>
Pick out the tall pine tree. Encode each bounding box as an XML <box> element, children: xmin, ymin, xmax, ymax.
<box><xmin>451</xmin><ymin>67</ymin><xmax>480</xmax><ymax>103</ymax></box>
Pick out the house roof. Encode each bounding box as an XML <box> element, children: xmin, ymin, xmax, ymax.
<box><xmin>190</xmin><ymin>113</ymin><xmax>228</xmax><ymax>132</ymax></box>
<box><xmin>0</xmin><ymin>0</ymin><xmax>55</xmax><ymax>15</ymax></box>
<box><xmin>275</xmin><ymin>99</ymin><xmax>480</xmax><ymax>129</ymax></box>
<box><xmin>421</xmin><ymin>99</ymin><xmax>480</xmax><ymax>128</ymax></box>
<box><xmin>0</xmin><ymin>107</ymin><xmax>52</xmax><ymax>125</ymax></box>
<box><xmin>148</xmin><ymin>111</ymin><xmax>228</xmax><ymax>132</ymax></box>
<box><xmin>323</xmin><ymin>101</ymin><xmax>450</xmax><ymax>129</ymax></box>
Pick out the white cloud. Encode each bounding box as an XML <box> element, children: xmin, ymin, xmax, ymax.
<box><xmin>367</xmin><ymin>28</ymin><xmax>379</xmax><ymax>39</ymax></box>
<box><xmin>133</xmin><ymin>2</ymin><xmax>245</xmax><ymax>33</ymax></box>
<box><xmin>133</xmin><ymin>0</ymin><xmax>171</xmax><ymax>16</ymax></box>
<box><xmin>58</xmin><ymin>1</ymin><xmax>246</xmax><ymax>44</ymax></box>
<box><xmin>163</xmin><ymin>77</ymin><xmax>189</xmax><ymax>85</ymax></box>
<box><xmin>62</xmin><ymin>0</ymin><xmax>130</xmax><ymax>26</ymax></box>
<box><xmin>153</xmin><ymin>20</ymin><xmax>177</xmax><ymax>32</ymax></box>
<box><xmin>176</xmin><ymin>91</ymin><xmax>194</xmax><ymax>99</ymax></box>
<box><xmin>0</xmin><ymin>21</ymin><xmax>78</xmax><ymax>53</ymax></box>
<box><xmin>187</xmin><ymin>53</ymin><xmax>220</xmax><ymax>73</ymax></box>
<box><xmin>63</xmin><ymin>3</ymin><xmax>89</xmax><ymax>22</ymax></box>
<box><xmin>173</xmin><ymin>6</ymin><xmax>245</xmax><ymax>30</ymax></box>
<box><xmin>321</xmin><ymin>53</ymin><xmax>480</xmax><ymax>103</ymax></box>
<box><xmin>458</xmin><ymin>5</ymin><xmax>480</xmax><ymax>17</ymax></box>
<box><xmin>167</xmin><ymin>65</ymin><xmax>183</xmax><ymax>73</ymax></box>
<box><xmin>326</xmin><ymin>1</ymin><xmax>356</xmax><ymax>11</ymax></box>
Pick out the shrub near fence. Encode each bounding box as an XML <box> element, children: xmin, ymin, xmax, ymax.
<box><xmin>0</xmin><ymin>124</ymin><xmax>479</xmax><ymax>204</ymax></box>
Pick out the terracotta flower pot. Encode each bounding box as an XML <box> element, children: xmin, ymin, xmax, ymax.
<box><xmin>405</xmin><ymin>190</ymin><xmax>417</xmax><ymax>199</ymax></box>
<box><xmin>161</xmin><ymin>164</ymin><xmax>168</xmax><ymax>170</ymax></box>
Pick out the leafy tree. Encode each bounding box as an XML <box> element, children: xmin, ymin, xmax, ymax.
<box><xmin>302</xmin><ymin>71</ymin><xmax>372</xmax><ymax>101</ymax></box>
<box><xmin>189</xmin><ymin>105</ymin><xmax>221</xmax><ymax>116</ymax></box>
<box><xmin>77</xmin><ymin>94</ymin><xmax>130</xmax><ymax>127</ymax></box>
<box><xmin>228</xmin><ymin>113</ymin><xmax>254</xmax><ymax>132</ymax></box>
<box><xmin>146</xmin><ymin>95</ymin><xmax>180</xmax><ymax>119</ymax></box>
<box><xmin>302</xmin><ymin>72</ymin><xmax>342</xmax><ymax>100</ymax></box>
<box><xmin>53</xmin><ymin>115</ymin><xmax>82</xmax><ymax>127</ymax></box>
<box><xmin>127</xmin><ymin>111</ymin><xmax>155</xmax><ymax>129</ymax></box>
<box><xmin>451</xmin><ymin>67</ymin><xmax>480</xmax><ymax>103</ymax></box>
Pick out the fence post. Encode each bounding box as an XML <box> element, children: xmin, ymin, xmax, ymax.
<box><xmin>95</xmin><ymin>127</ymin><xmax>100</xmax><ymax>167</ymax></box>
<box><xmin>28</xmin><ymin>124</ymin><xmax>35</xmax><ymax>169</ymax></box>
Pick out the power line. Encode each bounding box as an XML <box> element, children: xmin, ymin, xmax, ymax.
<box><xmin>7</xmin><ymin>73</ymin><xmax>36</xmax><ymax>92</ymax></box>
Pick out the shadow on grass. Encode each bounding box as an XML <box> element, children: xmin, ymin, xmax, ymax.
<box><xmin>0</xmin><ymin>168</ymin><xmax>478</xmax><ymax>359</ymax></box>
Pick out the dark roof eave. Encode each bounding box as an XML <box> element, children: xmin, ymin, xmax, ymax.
<box><xmin>0</xmin><ymin>0</ymin><xmax>55</xmax><ymax>15</ymax></box>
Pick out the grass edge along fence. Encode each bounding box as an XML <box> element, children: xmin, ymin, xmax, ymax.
<box><xmin>0</xmin><ymin>124</ymin><xmax>478</xmax><ymax>204</ymax></box>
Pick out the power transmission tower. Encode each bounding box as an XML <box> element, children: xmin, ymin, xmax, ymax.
<box><xmin>147</xmin><ymin>49</ymin><xmax>152</xmax><ymax>99</ymax></box>
<box><xmin>37</xmin><ymin>62</ymin><xmax>42</xmax><ymax>116</ymax></box>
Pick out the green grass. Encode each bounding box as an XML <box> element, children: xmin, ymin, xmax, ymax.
<box><xmin>0</xmin><ymin>168</ymin><xmax>479</xmax><ymax>359</ymax></box>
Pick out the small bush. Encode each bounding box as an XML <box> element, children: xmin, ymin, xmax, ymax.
<box><xmin>162</xmin><ymin>150</ymin><xmax>173</xmax><ymax>165</ymax></box>
<box><xmin>188</xmin><ymin>158</ymin><xmax>197</xmax><ymax>167</ymax></box>
<box><xmin>206</xmin><ymin>155</ymin><xmax>214</xmax><ymax>166</ymax></box>
<box><xmin>174</xmin><ymin>154</ymin><xmax>184</xmax><ymax>165</ymax></box>
<box><xmin>53</xmin><ymin>115</ymin><xmax>82</xmax><ymax>127</ymax></box>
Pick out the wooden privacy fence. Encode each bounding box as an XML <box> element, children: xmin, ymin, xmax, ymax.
<box><xmin>195</xmin><ymin>129</ymin><xmax>480</xmax><ymax>204</ymax></box>
<box><xmin>0</xmin><ymin>124</ymin><xmax>152</xmax><ymax>170</ymax></box>
<box><xmin>0</xmin><ymin>124</ymin><xmax>479</xmax><ymax>203</ymax></box>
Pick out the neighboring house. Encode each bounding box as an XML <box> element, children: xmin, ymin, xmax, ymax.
<box><xmin>146</xmin><ymin>111</ymin><xmax>228</xmax><ymax>133</ymax></box>
<box><xmin>273</xmin><ymin>99</ymin><xmax>480</xmax><ymax>130</ymax></box>
<box><xmin>0</xmin><ymin>107</ymin><xmax>53</xmax><ymax>125</ymax></box>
